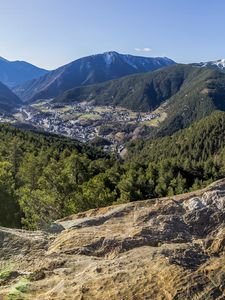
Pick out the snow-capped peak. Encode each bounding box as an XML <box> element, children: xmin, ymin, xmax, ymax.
<box><xmin>212</xmin><ymin>59</ymin><xmax>225</xmax><ymax>69</ymax></box>
<box><xmin>196</xmin><ymin>58</ymin><xmax>225</xmax><ymax>71</ymax></box>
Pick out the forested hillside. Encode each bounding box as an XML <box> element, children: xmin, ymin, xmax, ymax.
<box><xmin>2</xmin><ymin>111</ymin><xmax>225</xmax><ymax>230</ymax></box>
<box><xmin>55</xmin><ymin>64</ymin><xmax>192</xmax><ymax>110</ymax></box>
<box><xmin>124</xmin><ymin>111</ymin><xmax>225</xmax><ymax>198</ymax></box>
<box><xmin>0</xmin><ymin>125</ymin><xmax>113</xmax><ymax>228</ymax></box>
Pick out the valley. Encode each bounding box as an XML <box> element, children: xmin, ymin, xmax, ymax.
<box><xmin>6</xmin><ymin>101</ymin><xmax>165</xmax><ymax>151</ymax></box>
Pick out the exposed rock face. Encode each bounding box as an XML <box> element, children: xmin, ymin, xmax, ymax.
<box><xmin>0</xmin><ymin>180</ymin><xmax>225</xmax><ymax>299</ymax></box>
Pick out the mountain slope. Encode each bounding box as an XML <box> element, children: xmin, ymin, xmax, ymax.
<box><xmin>0</xmin><ymin>81</ymin><xmax>22</xmax><ymax>113</ymax></box>
<box><xmin>55</xmin><ymin>64</ymin><xmax>191</xmax><ymax>110</ymax></box>
<box><xmin>13</xmin><ymin>51</ymin><xmax>175</xmax><ymax>102</ymax></box>
<box><xmin>0</xmin><ymin>179</ymin><xmax>225</xmax><ymax>299</ymax></box>
<box><xmin>127</xmin><ymin>110</ymin><xmax>225</xmax><ymax>164</ymax></box>
<box><xmin>56</xmin><ymin>64</ymin><xmax>225</xmax><ymax>136</ymax></box>
<box><xmin>0</xmin><ymin>57</ymin><xmax>49</xmax><ymax>88</ymax></box>
<box><xmin>152</xmin><ymin>66</ymin><xmax>225</xmax><ymax>136</ymax></box>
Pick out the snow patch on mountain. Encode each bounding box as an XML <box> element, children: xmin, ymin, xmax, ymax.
<box><xmin>196</xmin><ymin>58</ymin><xmax>225</xmax><ymax>70</ymax></box>
<box><xmin>212</xmin><ymin>59</ymin><xmax>225</xmax><ymax>69</ymax></box>
<box><xmin>103</xmin><ymin>52</ymin><xmax>116</xmax><ymax>65</ymax></box>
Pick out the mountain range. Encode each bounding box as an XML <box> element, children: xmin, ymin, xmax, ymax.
<box><xmin>0</xmin><ymin>56</ymin><xmax>48</xmax><ymax>88</ymax></box>
<box><xmin>0</xmin><ymin>51</ymin><xmax>225</xmax><ymax>130</ymax></box>
<box><xmin>12</xmin><ymin>52</ymin><xmax>175</xmax><ymax>102</ymax></box>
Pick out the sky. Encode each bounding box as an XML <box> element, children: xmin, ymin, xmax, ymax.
<box><xmin>0</xmin><ymin>0</ymin><xmax>225</xmax><ymax>70</ymax></box>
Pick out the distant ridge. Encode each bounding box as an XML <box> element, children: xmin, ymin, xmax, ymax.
<box><xmin>0</xmin><ymin>57</ymin><xmax>49</xmax><ymax>88</ymax></box>
<box><xmin>13</xmin><ymin>51</ymin><xmax>175</xmax><ymax>102</ymax></box>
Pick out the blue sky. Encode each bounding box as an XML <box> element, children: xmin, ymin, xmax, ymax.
<box><xmin>0</xmin><ymin>0</ymin><xmax>225</xmax><ymax>69</ymax></box>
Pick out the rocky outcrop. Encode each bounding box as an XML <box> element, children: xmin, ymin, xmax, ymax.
<box><xmin>0</xmin><ymin>179</ymin><xmax>225</xmax><ymax>299</ymax></box>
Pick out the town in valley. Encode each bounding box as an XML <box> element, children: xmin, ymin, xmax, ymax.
<box><xmin>0</xmin><ymin>100</ymin><xmax>165</xmax><ymax>152</ymax></box>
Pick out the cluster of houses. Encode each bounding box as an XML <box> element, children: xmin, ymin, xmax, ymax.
<box><xmin>20</xmin><ymin>107</ymin><xmax>98</xmax><ymax>142</ymax></box>
<box><xmin>139</xmin><ymin>113</ymin><xmax>160</xmax><ymax>122</ymax></box>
